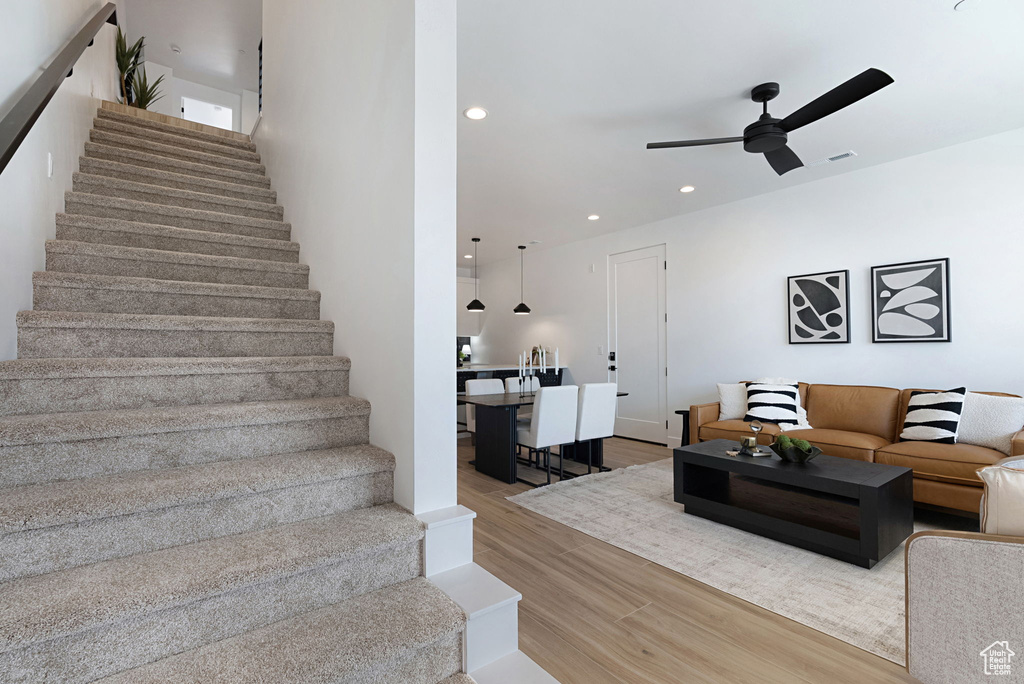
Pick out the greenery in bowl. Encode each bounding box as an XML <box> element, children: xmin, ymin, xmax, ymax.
<box><xmin>771</xmin><ymin>435</ymin><xmax>822</xmax><ymax>464</ymax></box>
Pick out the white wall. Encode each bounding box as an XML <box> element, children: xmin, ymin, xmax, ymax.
<box><xmin>137</xmin><ymin>61</ymin><xmax>242</xmax><ymax>132</ymax></box>
<box><xmin>0</xmin><ymin>1</ymin><xmax>119</xmax><ymax>361</ymax></box>
<box><xmin>241</xmin><ymin>88</ymin><xmax>259</xmax><ymax>136</ymax></box>
<box><xmin>260</xmin><ymin>0</ymin><xmax>457</xmax><ymax>514</ymax></box>
<box><xmin>475</xmin><ymin>128</ymin><xmax>1024</xmax><ymax>444</ymax></box>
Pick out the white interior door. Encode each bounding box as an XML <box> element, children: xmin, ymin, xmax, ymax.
<box><xmin>608</xmin><ymin>245</ymin><xmax>667</xmax><ymax>443</ymax></box>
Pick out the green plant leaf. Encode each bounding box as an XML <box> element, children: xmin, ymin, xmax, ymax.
<box><xmin>131</xmin><ymin>68</ymin><xmax>165</xmax><ymax>110</ymax></box>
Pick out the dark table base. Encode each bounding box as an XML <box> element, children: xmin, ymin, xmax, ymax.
<box><xmin>674</xmin><ymin>442</ymin><xmax>914</xmax><ymax>568</ymax></box>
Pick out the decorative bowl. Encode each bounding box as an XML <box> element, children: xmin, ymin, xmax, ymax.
<box><xmin>770</xmin><ymin>443</ymin><xmax>822</xmax><ymax>464</ymax></box>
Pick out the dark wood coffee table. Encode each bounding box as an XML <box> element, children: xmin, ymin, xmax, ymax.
<box><xmin>673</xmin><ymin>438</ymin><xmax>914</xmax><ymax>568</ymax></box>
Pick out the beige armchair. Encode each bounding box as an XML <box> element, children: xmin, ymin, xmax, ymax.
<box><xmin>905</xmin><ymin>530</ymin><xmax>1024</xmax><ymax>683</ymax></box>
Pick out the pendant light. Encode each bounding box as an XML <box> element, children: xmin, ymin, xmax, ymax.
<box><xmin>514</xmin><ymin>245</ymin><xmax>531</xmax><ymax>315</ymax></box>
<box><xmin>466</xmin><ymin>238</ymin><xmax>485</xmax><ymax>312</ymax></box>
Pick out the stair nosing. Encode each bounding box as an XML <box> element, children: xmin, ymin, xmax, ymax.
<box><xmin>56</xmin><ymin>213</ymin><xmax>299</xmax><ymax>253</ymax></box>
<box><xmin>72</xmin><ymin>172</ymin><xmax>283</xmax><ymax>217</ymax></box>
<box><xmin>33</xmin><ymin>271</ymin><xmax>321</xmax><ymax>302</ymax></box>
<box><xmin>0</xmin><ymin>395</ymin><xmax>369</xmax><ymax>447</ymax></box>
<box><xmin>84</xmin><ymin>142</ymin><xmax>272</xmax><ymax>188</ymax></box>
<box><xmin>96</xmin><ymin>107</ymin><xmax>256</xmax><ymax>150</ymax></box>
<box><xmin>47</xmin><ymin>240</ymin><xmax>309</xmax><ymax>275</ymax></box>
<box><xmin>65</xmin><ymin>191</ymin><xmax>291</xmax><ymax>237</ymax></box>
<box><xmin>0</xmin><ymin>504</ymin><xmax>423</xmax><ymax>653</ymax></box>
<box><xmin>17</xmin><ymin>310</ymin><xmax>332</xmax><ymax>333</ymax></box>
<box><xmin>78</xmin><ymin>156</ymin><xmax>277</xmax><ymax>202</ymax></box>
<box><xmin>92</xmin><ymin>117</ymin><xmax>261</xmax><ymax>161</ymax></box>
<box><xmin>0</xmin><ymin>445</ymin><xmax>395</xmax><ymax>534</ymax></box>
<box><xmin>0</xmin><ymin>356</ymin><xmax>350</xmax><ymax>381</ymax></box>
<box><xmin>89</xmin><ymin>129</ymin><xmax>266</xmax><ymax>174</ymax></box>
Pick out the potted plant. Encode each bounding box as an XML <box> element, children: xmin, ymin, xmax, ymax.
<box><xmin>131</xmin><ymin>67</ymin><xmax>165</xmax><ymax>110</ymax></box>
<box><xmin>115</xmin><ymin>27</ymin><xmax>164</xmax><ymax>110</ymax></box>
<box><xmin>770</xmin><ymin>435</ymin><xmax>822</xmax><ymax>464</ymax></box>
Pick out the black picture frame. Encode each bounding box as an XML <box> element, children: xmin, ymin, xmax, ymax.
<box><xmin>787</xmin><ymin>269</ymin><xmax>851</xmax><ymax>344</ymax></box>
<box><xmin>870</xmin><ymin>258</ymin><xmax>951</xmax><ymax>343</ymax></box>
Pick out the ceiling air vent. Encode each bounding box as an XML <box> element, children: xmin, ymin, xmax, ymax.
<box><xmin>806</xmin><ymin>151</ymin><xmax>858</xmax><ymax>168</ymax></box>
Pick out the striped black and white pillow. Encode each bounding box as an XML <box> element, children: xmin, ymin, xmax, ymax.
<box><xmin>744</xmin><ymin>383</ymin><xmax>800</xmax><ymax>428</ymax></box>
<box><xmin>900</xmin><ymin>387</ymin><xmax>967</xmax><ymax>444</ymax></box>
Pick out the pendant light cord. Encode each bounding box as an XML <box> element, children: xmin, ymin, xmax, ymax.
<box><xmin>520</xmin><ymin>247</ymin><xmax>525</xmax><ymax>300</ymax></box>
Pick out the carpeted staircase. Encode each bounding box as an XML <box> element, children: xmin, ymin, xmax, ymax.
<box><xmin>0</xmin><ymin>104</ymin><xmax>473</xmax><ymax>683</ymax></box>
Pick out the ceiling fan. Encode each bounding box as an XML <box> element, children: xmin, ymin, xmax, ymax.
<box><xmin>647</xmin><ymin>68</ymin><xmax>894</xmax><ymax>176</ymax></box>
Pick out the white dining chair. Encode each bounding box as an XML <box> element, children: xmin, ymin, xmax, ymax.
<box><xmin>574</xmin><ymin>383</ymin><xmax>618</xmax><ymax>474</ymax></box>
<box><xmin>517</xmin><ymin>385</ymin><xmax>578</xmax><ymax>485</ymax></box>
<box><xmin>464</xmin><ymin>378</ymin><xmax>505</xmax><ymax>444</ymax></box>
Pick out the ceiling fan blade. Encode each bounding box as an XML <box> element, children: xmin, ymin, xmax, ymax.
<box><xmin>778</xmin><ymin>68</ymin><xmax>894</xmax><ymax>133</ymax></box>
<box><xmin>764</xmin><ymin>145</ymin><xmax>803</xmax><ymax>176</ymax></box>
<box><xmin>647</xmin><ymin>136</ymin><xmax>743</xmax><ymax>149</ymax></box>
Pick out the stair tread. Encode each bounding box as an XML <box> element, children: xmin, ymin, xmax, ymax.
<box><xmin>90</xmin><ymin>129</ymin><xmax>265</xmax><ymax>175</ymax></box>
<box><xmin>65</xmin><ymin>191</ymin><xmax>291</xmax><ymax>239</ymax></box>
<box><xmin>17</xmin><ymin>310</ymin><xmax>331</xmax><ymax>332</ymax></box>
<box><xmin>79</xmin><ymin>156</ymin><xmax>277</xmax><ymax>203</ymax></box>
<box><xmin>73</xmin><ymin>172</ymin><xmax>283</xmax><ymax>217</ymax></box>
<box><xmin>0</xmin><ymin>395</ymin><xmax>367</xmax><ymax>447</ymax></box>
<box><xmin>47</xmin><ymin>239</ymin><xmax>307</xmax><ymax>274</ymax></box>
<box><xmin>441</xmin><ymin>675</ymin><xmax>478</xmax><ymax>684</ymax></box>
<box><xmin>56</xmin><ymin>214</ymin><xmax>297</xmax><ymax>253</ymax></box>
<box><xmin>0</xmin><ymin>444</ymin><xmax>393</xmax><ymax>534</ymax></box>
<box><xmin>0</xmin><ymin>504</ymin><xmax>423</xmax><ymax>651</ymax></box>
<box><xmin>0</xmin><ymin>355</ymin><xmax>350</xmax><ymax>380</ymax></box>
<box><xmin>33</xmin><ymin>271</ymin><xmax>320</xmax><ymax>302</ymax></box>
<box><xmin>84</xmin><ymin>142</ymin><xmax>271</xmax><ymax>188</ymax></box>
<box><xmin>97</xmin><ymin>106</ymin><xmax>255</xmax><ymax>149</ymax></box>
<box><xmin>94</xmin><ymin>577</ymin><xmax>465</xmax><ymax>684</ymax></box>
<box><xmin>93</xmin><ymin>117</ymin><xmax>261</xmax><ymax>161</ymax></box>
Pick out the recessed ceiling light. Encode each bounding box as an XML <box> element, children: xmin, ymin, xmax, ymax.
<box><xmin>588</xmin><ymin>215</ymin><xmax>600</xmax><ymax>221</ymax></box>
<box><xmin>679</xmin><ymin>185</ymin><xmax>695</xmax><ymax>193</ymax></box>
<box><xmin>464</xmin><ymin>107</ymin><xmax>488</xmax><ymax>120</ymax></box>
<box><xmin>464</xmin><ymin>254</ymin><xmax>473</xmax><ymax>259</ymax></box>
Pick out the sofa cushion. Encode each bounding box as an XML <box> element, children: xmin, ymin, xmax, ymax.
<box><xmin>805</xmin><ymin>384</ymin><xmax>901</xmax><ymax>441</ymax></box>
<box><xmin>876</xmin><ymin>441</ymin><xmax>1002</xmax><ymax>486</ymax></box>
<box><xmin>699</xmin><ymin>420</ymin><xmax>780</xmax><ymax>444</ymax></box>
<box><xmin>782</xmin><ymin>428</ymin><xmax>890</xmax><ymax>462</ymax></box>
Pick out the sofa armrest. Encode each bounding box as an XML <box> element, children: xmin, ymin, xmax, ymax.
<box><xmin>689</xmin><ymin>402</ymin><xmax>720</xmax><ymax>445</ymax></box>
<box><xmin>1011</xmin><ymin>429</ymin><xmax>1024</xmax><ymax>457</ymax></box>
<box><xmin>906</xmin><ymin>530</ymin><xmax>1024</xmax><ymax>682</ymax></box>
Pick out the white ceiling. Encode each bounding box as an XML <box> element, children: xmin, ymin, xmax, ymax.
<box><xmin>120</xmin><ymin>0</ymin><xmax>262</xmax><ymax>94</ymax></box>
<box><xmin>457</xmin><ymin>0</ymin><xmax>1024</xmax><ymax>265</ymax></box>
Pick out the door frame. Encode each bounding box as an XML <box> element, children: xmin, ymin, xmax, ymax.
<box><xmin>607</xmin><ymin>244</ymin><xmax>668</xmax><ymax>444</ymax></box>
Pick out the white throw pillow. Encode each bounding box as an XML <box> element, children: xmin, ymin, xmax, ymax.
<box><xmin>755</xmin><ymin>377</ymin><xmax>812</xmax><ymax>430</ymax></box>
<box><xmin>717</xmin><ymin>383</ymin><xmax>748</xmax><ymax>421</ymax></box>
<box><xmin>958</xmin><ymin>392</ymin><xmax>1024</xmax><ymax>456</ymax></box>
<box><xmin>979</xmin><ymin>457</ymin><xmax>1024</xmax><ymax>536</ymax></box>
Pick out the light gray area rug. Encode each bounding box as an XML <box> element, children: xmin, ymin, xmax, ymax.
<box><xmin>508</xmin><ymin>458</ymin><xmax>958</xmax><ymax>666</ymax></box>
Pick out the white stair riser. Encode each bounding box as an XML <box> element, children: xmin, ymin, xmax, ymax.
<box><xmin>465</xmin><ymin>603</ymin><xmax>520</xmax><ymax>674</ymax></box>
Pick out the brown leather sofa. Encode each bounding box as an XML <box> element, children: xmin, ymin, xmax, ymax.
<box><xmin>690</xmin><ymin>383</ymin><xmax>1024</xmax><ymax>512</ymax></box>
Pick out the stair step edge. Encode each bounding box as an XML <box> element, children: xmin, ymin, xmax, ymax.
<box><xmin>92</xmin><ymin>578</ymin><xmax>465</xmax><ymax>684</ymax></box>
<box><xmin>78</xmin><ymin>156</ymin><xmax>277</xmax><ymax>203</ymax></box>
<box><xmin>46</xmin><ymin>241</ymin><xmax>308</xmax><ymax>274</ymax></box>
<box><xmin>33</xmin><ymin>272</ymin><xmax>321</xmax><ymax>302</ymax></box>
<box><xmin>0</xmin><ymin>504</ymin><xmax>423</xmax><ymax>652</ymax></box>
<box><xmin>65</xmin><ymin>191</ymin><xmax>290</xmax><ymax>234</ymax></box>
<box><xmin>92</xmin><ymin>117</ymin><xmax>261</xmax><ymax>160</ymax></box>
<box><xmin>95</xmin><ymin>109</ymin><xmax>257</xmax><ymax>151</ymax></box>
<box><xmin>84</xmin><ymin>141</ymin><xmax>271</xmax><ymax>188</ymax></box>
<box><xmin>17</xmin><ymin>310</ymin><xmax>331</xmax><ymax>332</ymax></box>
<box><xmin>0</xmin><ymin>356</ymin><xmax>350</xmax><ymax>380</ymax></box>
<box><xmin>89</xmin><ymin>129</ymin><xmax>265</xmax><ymax>174</ymax></box>
<box><xmin>72</xmin><ymin>173</ymin><xmax>284</xmax><ymax>216</ymax></box>
<box><xmin>0</xmin><ymin>444</ymin><xmax>394</xmax><ymax>534</ymax></box>
<box><xmin>56</xmin><ymin>214</ymin><xmax>299</xmax><ymax>252</ymax></box>
<box><xmin>0</xmin><ymin>395</ymin><xmax>367</xmax><ymax>447</ymax></box>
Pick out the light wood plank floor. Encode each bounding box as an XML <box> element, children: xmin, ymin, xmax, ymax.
<box><xmin>458</xmin><ymin>437</ymin><xmax>921</xmax><ymax>684</ymax></box>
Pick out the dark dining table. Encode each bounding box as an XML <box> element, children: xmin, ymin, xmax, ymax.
<box><xmin>458</xmin><ymin>391</ymin><xmax>627</xmax><ymax>485</ymax></box>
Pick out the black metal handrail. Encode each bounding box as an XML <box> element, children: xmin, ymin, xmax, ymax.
<box><xmin>0</xmin><ymin>3</ymin><xmax>118</xmax><ymax>176</ymax></box>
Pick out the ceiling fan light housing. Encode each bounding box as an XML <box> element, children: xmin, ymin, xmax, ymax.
<box><xmin>743</xmin><ymin>116</ymin><xmax>788</xmax><ymax>153</ymax></box>
<box><xmin>467</xmin><ymin>299</ymin><xmax>485</xmax><ymax>312</ymax></box>
<box><xmin>513</xmin><ymin>302</ymin><xmax>531</xmax><ymax>315</ymax></box>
